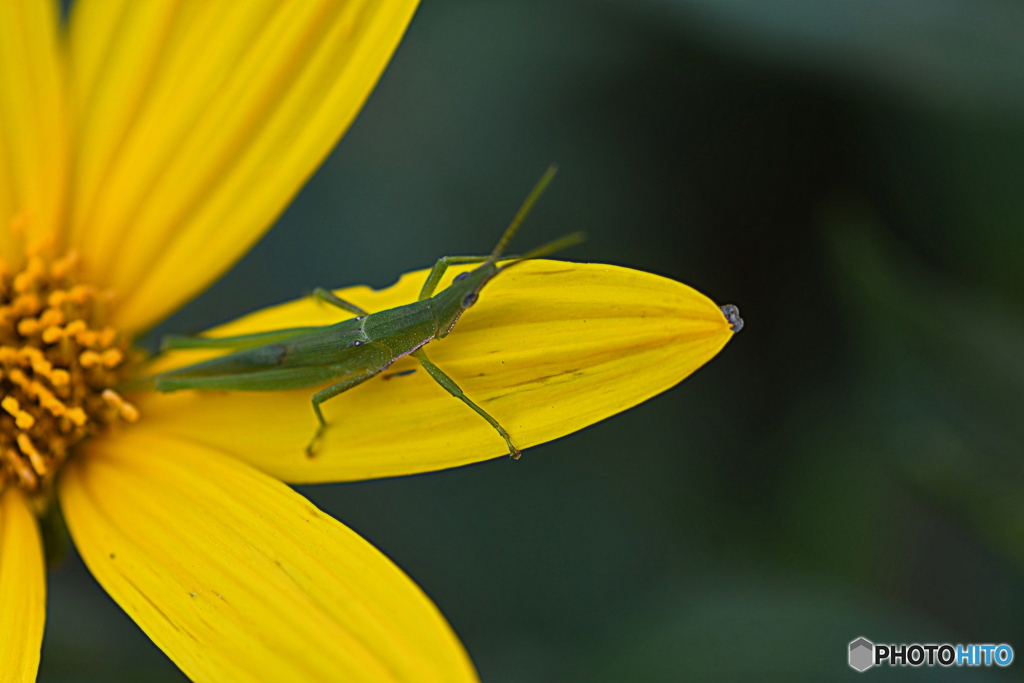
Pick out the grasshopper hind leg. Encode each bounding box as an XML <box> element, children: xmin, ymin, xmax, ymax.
<box><xmin>305</xmin><ymin>368</ymin><xmax>381</xmax><ymax>457</ymax></box>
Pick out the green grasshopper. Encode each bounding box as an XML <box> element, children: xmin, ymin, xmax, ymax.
<box><xmin>154</xmin><ymin>167</ymin><xmax>582</xmax><ymax>458</ymax></box>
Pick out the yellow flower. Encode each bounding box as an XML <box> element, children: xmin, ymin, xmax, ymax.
<box><xmin>0</xmin><ymin>1</ymin><xmax>737</xmax><ymax>681</ymax></box>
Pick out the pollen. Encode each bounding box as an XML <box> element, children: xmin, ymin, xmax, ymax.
<box><xmin>0</xmin><ymin>244</ymin><xmax>138</xmax><ymax>495</ymax></box>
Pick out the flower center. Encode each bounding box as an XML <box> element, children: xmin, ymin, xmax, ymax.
<box><xmin>0</xmin><ymin>249</ymin><xmax>137</xmax><ymax>496</ymax></box>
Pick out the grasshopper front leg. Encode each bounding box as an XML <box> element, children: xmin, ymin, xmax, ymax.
<box><xmin>412</xmin><ymin>348</ymin><xmax>521</xmax><ymax>459</ymax></box>
<box><xmin>418</xmin><ymin>256</ymin><xmax>492</xmax><ymax>300</ymax></box>
<box><xmin>306</xmin><ymin>367</ymin><xmax>382</xmax><ymax>456</ymax></box>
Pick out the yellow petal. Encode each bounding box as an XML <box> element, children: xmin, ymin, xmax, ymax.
<box><xmin>0</xmin><ymin>488</ymin><xmax>46</xmax><ymax>683</ymax></box>
<box><xmin>66</xmin><ymin>0</ymin><xmax>420</xmax><ymax>334</ymax></box>
<box><xmin>59</xmin><ymin>429</ymin><xmax>476</xmax><ymax>683</ymax></box>
<box><xmin>139</xmin><ymin>261</ymin><xmax>736</xmax><ymax>482</ymax></box>
<box><xmin>0</xmin><ymin>0</ymin><xmax>69</xmax><ymax>256</ymax></box>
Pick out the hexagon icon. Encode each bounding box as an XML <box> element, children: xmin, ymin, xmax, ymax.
<box><xmin>849</xmin><ymin>637</ymin><xmax>874</xmax><ymax>672</ymax></box>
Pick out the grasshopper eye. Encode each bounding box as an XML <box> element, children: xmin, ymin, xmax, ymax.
<box><xmin>461</xmin><ymin>292</ymin><xmax>478</xmax><ymax>308</ymax></box>
<box><xmin>454</xmin><ymin>272</ymin><xmax>469</xmax><ymax>282</ymax></box>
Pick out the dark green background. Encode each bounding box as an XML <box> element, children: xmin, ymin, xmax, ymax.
<box><xmin>43</xmin><ymin>1</ymin><xmax>1024</xmax><ymax>680</ymax></box>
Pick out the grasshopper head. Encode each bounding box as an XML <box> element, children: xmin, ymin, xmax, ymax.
<box><xmin>433</xmin><ymin>260</ymin><xmax>499</xmax><ymax>338</ymax></box>
<box><xmin>435</xmin><ymin>165</ymin><xmax>584</xmax><ymax>337</ymax></box>
<box><xmin>434</xmin><ymin>231</ymin><xmax>584</xmax><ymax>337</ymax></box>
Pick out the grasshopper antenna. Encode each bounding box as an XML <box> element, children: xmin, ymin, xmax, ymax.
<box><xmin>517</xmin><ymin>231</ymin><xmax>585</xmax><ymax>260</ymax></box>
<box><xmin>490</xmin><ymin>164</ymin><xmax>559</xmax><ymax>262</ymax></box>
<box><xmin>499</xmin><ymin>231</ymin><xmax>586</xmax><ymax>271</ymax></box>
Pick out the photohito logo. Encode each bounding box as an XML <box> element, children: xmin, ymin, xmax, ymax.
<box><xmin>848</xmin><ymin>637</ymin><xmax>1013</xmax><ymax>671</ymax></box>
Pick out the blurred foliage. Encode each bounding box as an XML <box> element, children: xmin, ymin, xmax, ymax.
<box><xmin>43</xmin><ymin>0</ymin><xmax>1024</xmax><ymax>680</ymax></box>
